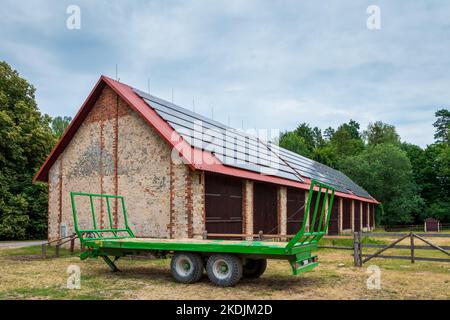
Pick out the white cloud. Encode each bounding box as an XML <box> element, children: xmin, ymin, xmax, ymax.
<box><xmin>0</xmin><ymin>0</ymin><xmax>449</xmax><ymax>147</ymax></box>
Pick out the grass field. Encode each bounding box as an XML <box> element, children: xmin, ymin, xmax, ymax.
<box><xmin>0</xmin><ymin>236</ymin><xmax>449</xmax><ymax>300</ymax></box>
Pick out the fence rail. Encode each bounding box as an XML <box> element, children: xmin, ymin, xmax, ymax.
<box><xmin>352</xmin><ymin>231</ymin><xmax>450</xmax><ymax>266</ymax></box>
<box><xmin>41</xmin><ymin>233</ymin><xmax>78</xmax><ymax>258</ymax></box>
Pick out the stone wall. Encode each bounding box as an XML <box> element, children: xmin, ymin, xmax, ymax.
<box><xmin>47</xmin><ymin>86</ymin><xmax>204</xmax><ymax>242</ymax></box>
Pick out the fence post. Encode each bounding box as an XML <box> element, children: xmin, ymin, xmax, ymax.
<box><xmin>55</xmin><ymin>243</ymin><xmax>60</xmax><ymax>258</ymax></box>
<box><xmin>353</xmin><ymin>231</ymin><xmax>361</xmax><ymax>267</ymax></box>
<box><xmin>410</xmin><ymin>232</ymin><xmax>415</xmax><ymax>263</ymax></box>
<box><xmin>70</xmin><ymin>237</ymin><xmax>75</xmax><ymax>254</ymax></box>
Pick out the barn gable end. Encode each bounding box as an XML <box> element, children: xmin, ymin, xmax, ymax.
<box><xmin>47</xmin><ymin>85</ymin><xmax>203</xmax><ymax>241</ymax></box>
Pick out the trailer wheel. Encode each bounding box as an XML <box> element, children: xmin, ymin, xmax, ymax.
<box><xmin>170</xmin><ymin>252</ymin><xmax>204</xmax><ymax>284</ymax></box>
<box><xmin>206</xmin><ymin>254</ymin><xmax>242</xmax><ymax>287</ymax></box>
<box><xmin>243</xmin><ymin>259</ymin><xmax>267</xmax><ymax>279</ymax></box>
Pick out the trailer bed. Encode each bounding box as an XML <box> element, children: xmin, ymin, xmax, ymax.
<box><xmin>84</xmin><ymin>237</ymin><xmax>316</xmax><ymax>257</ymax></box>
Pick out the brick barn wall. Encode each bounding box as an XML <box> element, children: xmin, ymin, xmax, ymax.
<box><xmin>47</xmin><ymin>86</ymin><xmax>204</xmax><ymax>242</ymax></box>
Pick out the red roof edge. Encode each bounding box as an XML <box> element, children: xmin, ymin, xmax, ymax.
<box><xmin>33</xmin><ymin>75</ymin><xmax>379</xmax><ymax>205</ymax></box>
<box><xmin>33</xmin><ymin>76</ymin><xmax>106</xmax><ymax>183</ymax></box>
<box><xmin>33</xmin><ymin>75</ymin><xmax>198</xmax><ymax>183</ymax></box>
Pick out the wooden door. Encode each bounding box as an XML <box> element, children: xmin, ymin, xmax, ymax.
<box><xmin>309</xmin><ymin>191</ymin><xmax>324</xmax><ymax>232</ymax></box>
<box><xmin>253</xmin><ymin>182</ymin><xmax>278</xmax><ymax>235</ymax></box>
<box><xmin>205</xmin><ymin>173</ymin><xmax>242</xmax><ymax>236</ymax></box>
<box><xmin>327</xmin><ymin>196</ymin><xmax>339</xmax><ymax>235</ymax></box>
<box><xmin>343</xmin><ymin>198</ymin><xmax>352</xmax><ymax>230</ymax></box>
<box><xmin>354</xmin><ymin>201</ymin><xmax>361</xmax><ymax>232</ymax></box>
<box><xmin>287</xmin><ymin>188</ymin><xmax>305</xmax><ymax>235</ymax></box>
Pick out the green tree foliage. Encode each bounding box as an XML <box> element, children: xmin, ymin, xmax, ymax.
<box><xmin>278</xmin><ymin>115</ymin><xmax>450</xmax><ymax>226</ymax></box>
<box><xmin>293</xmin><ymin>123</ymin><xmax>324</xmax><ymax>154</ymax></box>
<box><xmin>0</xmin><ymin>61</ymin><xmax>56</xmax><ymax>239</ymax></box>
<box><xmin>51</xmin><ymin>116</ymin><xmax>72</xmax><ymax>138</ymax></box>
<box><xmin>364</xmin><ymin>121</ymin><xmax>401</xmax><ymax>146</ymax></box>
<box><xmin>433</xmin><ymin>109</ymin><xmax>450</xmax><ymax>143</ymax></box>
<box><xmin>339</xmin><ymin>144</ymin><xmax>423</xmax><ymax>225</ymax></box>
<box><xmin>279</xmin><ymin>131</ymin><xmax>311</xmax><ymax>158</ymax></box>
<box><xmin>330</xmin><ymin>120</ymin><xmax>364</xmax><ymax>159</ymax></box>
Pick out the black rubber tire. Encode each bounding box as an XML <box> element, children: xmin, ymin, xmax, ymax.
<box><xmin>170</xmin><ymin>252</ymin><xmax>204</xmax><ymax>284</ymax></box>
<box><xmin>242</xmin><ymin>259</ymin><xmax>267</xmax><ymax>279</ymax></box>
<box><xmin>206</xmin><ymin>254</ymin><xmax>242</xmax><ymax>287</ymax></box>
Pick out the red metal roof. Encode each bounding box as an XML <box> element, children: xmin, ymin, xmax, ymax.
<box><xmin>34</xmin><ymin>76</ymin><xmax>379</xmax><ymax>204</ymax></box>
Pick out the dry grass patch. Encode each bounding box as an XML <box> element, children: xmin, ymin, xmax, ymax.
<box><xmin>0</xmin><ymin>238</ymin><xmax>448</xmax><ymax>300</ymax></box>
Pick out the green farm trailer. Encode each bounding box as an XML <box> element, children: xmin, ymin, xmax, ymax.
<box><xmin>71</xmin><ymin>180</ymin><xmax>335</xmax><ymax>287</ymax></box>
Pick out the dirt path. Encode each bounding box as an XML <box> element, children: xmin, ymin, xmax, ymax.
<box><xmin>0</xmin><ymin>240</ymin><xmax>46</xmax><ymax>248</ymax></box>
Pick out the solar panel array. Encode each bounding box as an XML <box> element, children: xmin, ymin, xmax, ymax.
<box><xmin>134</xmin><ymin>88</ymin><xmax>372</xmax><ymax>199</ymax></box>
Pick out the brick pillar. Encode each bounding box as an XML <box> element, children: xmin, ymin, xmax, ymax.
<box><xmin>278</xmin><ymin>186</ymin><xmax>287</xmax><ymax>238</ymax></box>
<box><xmin>373</xmin><ymin>204</ymin><xmax>376</xmax><ymax>230</ymax></box>
<box><xmin>338</xmin><ymin>198</ymin><xmax>343</xmax><ymax>234</ymax></box>
<box><xmin>351</xmin><ymin>200</ymin><xmax>355</xmax><ymax>232</ymax></box>
<box><xmin>366</xmin><ymin>203</ymin><xmax>370</xmax><ymax>230</ymax></box>
<box><xmin>360</xmin><ymin>201</ymin><xmax>363</xmax><ymax>231</ymax></box>
<box><xmin>169</xmin><ymin>161</ymin><xmax>191</xmax><ymax>239</ymax></box>
<box><xmin>243</xmin><ymin>180</ymin><xmax>254</xmax><ymax>240</ymax></box>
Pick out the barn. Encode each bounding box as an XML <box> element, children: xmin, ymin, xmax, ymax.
<box><xmin>34</xmin><ymin>76</ymin><xmax>378</xmax><ymax>242</ymax></box>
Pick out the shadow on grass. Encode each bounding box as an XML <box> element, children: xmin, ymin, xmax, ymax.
<box><xmin>89</xmin><ymin>264</ymin><xmax>324</xmax><ymax>291</ymax></box>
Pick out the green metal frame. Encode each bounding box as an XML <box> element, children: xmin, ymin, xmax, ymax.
<box><xmin>70</xmin><ymin>179</ymin><xmax>335</xmax><ymax>276</ymax></box>
<box><xmin>70</xmin><ymin>192</ymin><xmax>134</xmax><ymax>246</ymax></box>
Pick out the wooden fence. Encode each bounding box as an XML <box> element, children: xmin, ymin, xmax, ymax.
<box><xmin>319</xmin><ymin>231</ymin><xmax>450</xmax><ymax>266</ymax></box>
<box><xmin>41</xmin><ymin>233</ymin><xmax>78</xmax><ymax>258</ymax></box>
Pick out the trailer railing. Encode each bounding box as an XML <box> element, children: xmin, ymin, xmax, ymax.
<box><xmin>70</xmin><ymin>192</ymin><xmax>135</xmax><ymax>245</ymax></box>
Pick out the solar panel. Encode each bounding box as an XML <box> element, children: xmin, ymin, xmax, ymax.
<box><xmin>134</xmin><ymin>88</ymin><xmax>372</xmax><ymax>199</ymax></box>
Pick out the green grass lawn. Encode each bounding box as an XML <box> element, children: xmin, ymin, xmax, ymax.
<box><xmin>0</xmin><ymin>236</ymin><xmax>448</xmax><ymax>300</ymax></box>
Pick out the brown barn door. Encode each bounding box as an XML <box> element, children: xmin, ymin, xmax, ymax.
<box><xmin>363</xmin><ymin>202</ymin><xmax>368</xmax><ymax>228</ymax></box>
<box><xmin>309</xmin><ymin>191</ymin><xmax>324</xmax><ymax>231</ymax></box>
<box><xmin>287</xmin><ymin>188</ymin><xmax>305</xmax><ymax>235</ymax></box>
<box><xmin>354</xmin><ymin>201</ymin><xmax>361</xmax><ymax>232</ymax></box>
<box><xmin>253</xmin><ymin>182</ymin><xmax>278</xmax><ymax>235</ymax></box>
<box><xmin>327</xmin><ymin>196</ymin><xmax>339</xmax><ymax>235</ymax></box>
<box><xmin>343</xmin><ymin>198</ymin><xmax>352</xmax><ymax>230</ymax></box>
<box><xmin>370</xmin><ymin>204</ymin><xmax>375</xmax><ymax>228</ymax></box>
<box><xmin>205</xmin><ymin>173</ymin><xmax>242</xmax><ymax>237</ymax></box>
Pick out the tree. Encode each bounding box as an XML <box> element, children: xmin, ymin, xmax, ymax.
<box><xmin>433</xmin><ymin>109</ymin><xmax>450</xmax><ymax>143</ymax></box>
<box><xmin>323</xmin><ymin>126</ymin><xmax>335</xmax><ymax>141</ymax></box>
<box><xmin>339</xmin><ymin>144</ymin><xmax>423</xmax><ymax>225</ymax></box>
<box><xmin>51</xmin><ymin>116</ymin><xmax>72</xmax><ymax>138</ymax></box>
<box><xmin>279</xmin><ymin>131</ymin><xmax>312</xmax><ymax>158</ymax></box>
<box><xmin>340</xmin><ymin>119</ymin><xmax>361</xmax><ymax>140</ymax></box>
<box><xmin>0</xmin><ymin>61</ymin><xmax>56</xmax><ymax>239</ymax></box>
<box><xmin>294</xmin><ymin>123</ymin><xmax>316</xmax><ymax>153</ymax></box>
<box><xmin>364</xmin><ymin>121</ymin><xmax>400</xmax><ymax>146</ymax></box>
<box><xmin>330</xmin><ymin>120</ymin><xmax>364</xmax><ymax>160</ymax></box>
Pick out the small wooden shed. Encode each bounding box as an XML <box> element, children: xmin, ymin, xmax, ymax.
<box><xmin>424</xmin><ymin>218</ymin><xmax>440</xmax><ymax>232</ymax></box>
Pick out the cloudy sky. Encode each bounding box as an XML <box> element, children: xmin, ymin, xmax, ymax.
<box><xmin>1</xmin><ymin>0</ymin><xmax>449</xmax><ymax>147</ymax></box>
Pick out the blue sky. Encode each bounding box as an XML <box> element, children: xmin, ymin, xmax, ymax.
<box><xmin>1</xmin><ymin>0</ymin><xmax>450</xmax><ymax>147</ymax></box>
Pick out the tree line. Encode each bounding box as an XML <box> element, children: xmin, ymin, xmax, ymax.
<box><xmin>279</xmin><ymin>110</ymin><xmax>450</xmax><ymax>226</ymax></box>
<box><xmin>0</xmin><ymin>61</ymin><xmax>71</xmax><ymax>240</ymax></box>
<box><xmin>0</xmin><ymin>60</ymin><xmax>448</xmax><ymax>239</ymax></box>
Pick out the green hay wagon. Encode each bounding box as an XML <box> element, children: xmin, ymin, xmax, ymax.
<box><xmin>71</xmin><ymin>180</ymin><xmax>335</xmax><ymax>287</ymax></box>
